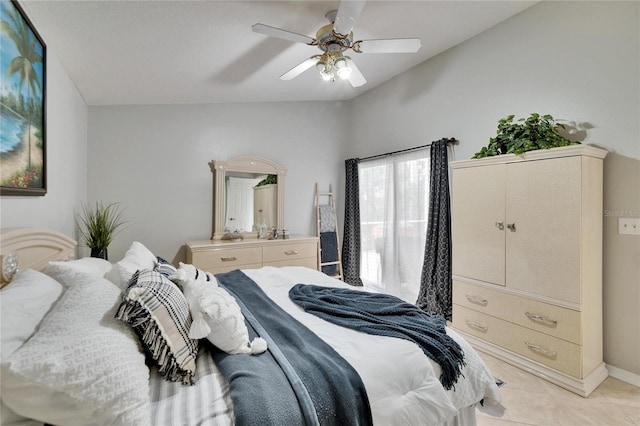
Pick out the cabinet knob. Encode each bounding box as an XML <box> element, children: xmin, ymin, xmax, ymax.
<box><xmin>506</xmin><ymin>223</ymin><xmax>516</xmax><ymax>231</ymax></box>
<box><xmin>495</xmin><ymin>221</ymin><xmax>504</xmax><ymax>230</ymax></box>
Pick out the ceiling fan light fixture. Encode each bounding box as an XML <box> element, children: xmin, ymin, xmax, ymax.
<box><xmin>334</xmin><ymin>56</ymin><xmax>352</xmax><ymax>79</ymax></box>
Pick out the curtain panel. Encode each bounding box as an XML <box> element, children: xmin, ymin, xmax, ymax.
<box><xmin>416</xmin><ymin>139</ymin><xmax>453</xmax><ymax>320</ymax></box>
<box><xmin>342</xmin><ymin>158</ymin><xmax>363</xmax><ymax>286</ymax></box>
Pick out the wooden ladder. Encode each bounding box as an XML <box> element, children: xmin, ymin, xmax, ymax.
<box><xmin>316</xmin><ymin>183</ymin><xmax>343</xmax><ymax>281</ymax></box>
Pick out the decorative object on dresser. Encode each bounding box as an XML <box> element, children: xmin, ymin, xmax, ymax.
<box><xmin>75</xmin><ymin>201</ymin><xmax>126</xmax><ymax>260</ymax></box>
<box><xmin>451</xmin><ymin>145</ymin><xmax>608</xmax><ymax>397</ymax></box>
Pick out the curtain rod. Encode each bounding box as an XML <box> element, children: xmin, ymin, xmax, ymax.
<box><xmin>359</xmin><ymin>138</ymin><xmax>458</xmax><ymax>162</ymax></box>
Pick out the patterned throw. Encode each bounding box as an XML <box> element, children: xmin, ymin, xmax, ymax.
<box><xmin>289</xmin><ymin>283</ymin><xmax>466</xmax><ymax>390</ymax></box>
<box><xmin>115</xmin><ymin>269</ymin><xmax>198</xmax><ymax>385</ymax></box>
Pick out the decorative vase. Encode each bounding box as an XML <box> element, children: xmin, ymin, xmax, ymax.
<box><xmin>90</xmin><ymin>247</ymin><xmax>108</xmax><ymax>260</ymax></box>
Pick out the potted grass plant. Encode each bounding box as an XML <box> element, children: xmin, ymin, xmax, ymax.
<box><xmin>76</xmin><ymin>201</ymin><xmax>126</xmax><ymax>260</ymax></box>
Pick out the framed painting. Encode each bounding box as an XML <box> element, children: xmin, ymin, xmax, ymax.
<box><xmin>0</xmin><ymin>0</ymin><xmax>46</xmax><ymax>196</ymax></box>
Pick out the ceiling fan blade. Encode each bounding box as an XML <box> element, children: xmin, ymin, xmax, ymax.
<box><xmin>280</xmin><ymin>57</ymin><xmax>319</xmax><ymax>81</ymax></box>
<box><xmin>333</xmin><ymin>1</ymin><xmax>366</xmax><ymax>37</ymax></box>
<box><xmin>252</xmin><ymin>23</ymin><xmax>315</xmax><ymax>45</ymax></box>
<box><xmin>355</xmin><ymin>38</ymin><xmax>422</xmax><ymax>54</ymax></box>
<box><xmin>347</xmin><ymin>60</ymin><xmax>366</xmax><ymax>87</ymax></box>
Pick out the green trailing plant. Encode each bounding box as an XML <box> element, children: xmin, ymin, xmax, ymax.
<box><xmin>256</xmin><ymin>174</ymin><xmax>277</xmax><ymax>186</ymax></box>
<box><xmin>473</xmin><ymin>113</ymin><xmax>580</xmax><ymax>159</ymax></box>
<box><xmin>76</xmin><ymin>201</ymin><xmax>126</xmax><ymax>254</ymax></box>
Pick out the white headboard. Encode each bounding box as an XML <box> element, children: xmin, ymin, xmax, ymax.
<box><xmin>0</xmin><ymin>228</ymin><xmax>76</xmax><ymax>287</ymax></box>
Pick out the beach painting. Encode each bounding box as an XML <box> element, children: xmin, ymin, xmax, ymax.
<box><xmin>0</xmin><ymin>0</ymin><xmax>46</xmax><ymax>196</ymax></box>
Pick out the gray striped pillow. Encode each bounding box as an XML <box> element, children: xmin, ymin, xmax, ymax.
<box><xmin>115</xmin><ymin>269</ymin><xmax>198</xmax><ymax>385</ymax></box>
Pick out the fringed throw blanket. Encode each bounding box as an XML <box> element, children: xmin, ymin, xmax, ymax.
<box><xmin>215</xmin><ymin>270</ymin><xmax>372</xmax><ymax>426</ymax></box>
<box><xmin>289</xmin><ymin>284</ymin><xmax>465</xmax><ymax>390</ymax></box>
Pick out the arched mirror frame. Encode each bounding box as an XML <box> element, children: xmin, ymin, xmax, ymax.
<box><xmin>209</xmin><ymin>156</ymin><xmax>287</xmax><ymax>240</ymax></box>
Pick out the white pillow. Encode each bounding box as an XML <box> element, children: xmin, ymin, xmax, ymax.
<box><xmin>0</xmin><ymin>269</ymin><xmax>63</xmax><ymax>361</ymax></box>
<box><xmin>171</xmin><ymin>262</ymin><xmax>217</xmax><ymax>288</ymax></box>
<box><xmin>1</xmin><ymin>271</ymin><xmax>151</xmax><ymax>426</ymax></box>
<box><xmin>105</xmin><ymin>241</ymin><xmax>157</xmax><ymax>289</ymax></box>
<box><xmin>183</xmin><ymin>277</ymin><xmax>267</xmax><ymax>355</ymax></box>
<box><xmin>46</xmin><ymin>257</ymin><xmax>113</xmax><ymax>284</ymax></box>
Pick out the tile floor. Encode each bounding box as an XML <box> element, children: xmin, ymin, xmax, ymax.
<box><xmin>476</xmin><ymin>352</ymin><xmax>640</xmax><ymax>426</ymax></box>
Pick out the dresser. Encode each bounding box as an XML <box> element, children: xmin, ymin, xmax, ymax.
<box><xmin>186</xmin><ymin>236</ymin><xmax>318</xmax><ymax>275</ymax></box>
<box><xmin>450</xmin><ymin>145</ymin><xmax>608</xmax><ymax>397</ymax></box>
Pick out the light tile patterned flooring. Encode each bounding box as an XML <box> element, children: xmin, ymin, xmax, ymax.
<box><xmin>476</xmin><ymin>352</ymin><xmax>640</xmax><ymax>426</ymax></box>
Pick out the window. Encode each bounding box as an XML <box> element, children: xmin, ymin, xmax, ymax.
<box><xmin>359</xmin><ymin>150</ymin><xmax>430</xmax><ymax>302</ymax></box>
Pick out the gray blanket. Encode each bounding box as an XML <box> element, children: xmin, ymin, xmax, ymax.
<box><xmin>213</xmin><ymin>270</ymin><xmax>372</xmax><ymax>426</ymax></box>
<box><xmin>289</xmin><ymin>283</ymin><xmax>465</xmax><ymax>390</ymax></box>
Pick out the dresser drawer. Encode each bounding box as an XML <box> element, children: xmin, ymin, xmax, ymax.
<box><xmin>453</xmin><ymin>280</ymin><xmax>581</xmax><ymax>344</ymax></box>
<box><xmin>190</xmin><ymin>247</ymin><xmax>262</xmax><ymax>270</ymax></box>
<box><xmin>265</xmin><ymin>257</ymin><xmax>318</xmax><ymax>269</ymax></box>
<box><xmin>453</xmin><ymin>305</ymin><xmax>582</xmax><ymax>378</ymax></box>
<box><xmin>263</xmin><ymin>242</ymin><xmax>317</xmax><ymax>263</ymax></box>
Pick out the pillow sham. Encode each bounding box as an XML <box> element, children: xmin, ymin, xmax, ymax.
<box><xmin>1</xmin><ymin>272</ymin><xmax>151</xmax><ymax>426</ymax></box>
<box><xmin>115</xmin><ymin>269</ymin><xmax>198</xmax><ymax>385</ymax></box>
<box><xmin>46</xmin><ymin>257</ymin><xmax>113</xmax><ymax>283</ymax></box>
<box><xmin>155</xmin><ymin>256</ymin><xmax>177</xmax><ymax>278</ymax></box>
<box><xmin>105</xmin><ymin>241</ymin><xmax>157</xmax><ymax>289</ymax></box>
<box><xmin>183</xmin><ymin>277</ymin><xmax>267</xmax><ymax>355</ymax></box>
<box><xmin>0</xmin><ymin>269</ymin><xmax>63</xmax><ymax>361</ymax></box>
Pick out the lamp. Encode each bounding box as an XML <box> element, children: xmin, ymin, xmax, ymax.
<box><xmin>316</xmin><ymin>52</ymin><xmax>352</xmax><ymax>82</ymax></box>
<box><xmin>334</xmin><ymin>55</ymin><xmax>351</xmax><ymax>79</ymax></box>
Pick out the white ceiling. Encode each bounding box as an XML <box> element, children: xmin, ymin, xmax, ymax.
<box><xmin>21</xmin><ymin>0</ymin><xmax>537</xmax><ymax>106</ymax></box>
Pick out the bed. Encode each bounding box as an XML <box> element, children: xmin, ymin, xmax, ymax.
<box><xmin>0</xmin><ymin>228</ymin><xmax>504</xmax><ymax>426</ymax></box>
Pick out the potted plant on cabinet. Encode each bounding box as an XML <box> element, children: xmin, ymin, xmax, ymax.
<box><xmin>473</xmin><ymin>113</ymin><xmax>580</xmax><ymax>158</ymax></box>
<box><xmin>76</xmin><ymin>201</ymin><xmax>126</xmax><ymax>260</ymax></box>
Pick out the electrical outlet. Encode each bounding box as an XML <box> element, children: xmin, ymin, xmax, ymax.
<box><xmin>618</xmin><ymin>218</ymin><xmax>640</xmax><ymax>235</ymax></box>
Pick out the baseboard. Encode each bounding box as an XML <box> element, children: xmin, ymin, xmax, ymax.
<box><xmin>606</xmin><ymin>364</ymin><xmax>640</xmax><ymax>388</ymax></box>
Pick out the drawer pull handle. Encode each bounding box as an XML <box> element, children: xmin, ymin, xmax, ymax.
<box><xmin>465</xmin><ymin>295</ymin><xmax>488</xmax><ymax>306</ymax></box>
<box><xmin>525</xmin><ymin>341</ymin><xmax>557</xmax><ymax>359</ymax></box>
<box><xmin>220</xmin><ymin>256</ymin><xmax>238</xmax><ymax>262</ymax></box>
<box><xmin>284</xmin><ymin>250</ymin><xmax>298</xmax><ymax>255</ymax></box>
<box><xmin>465</xmin><ymin>320</ymin><xmax>488</xmax><ymax>332</ymax></box>
<box><xmin>495</xmin><ymin>221</ymin><xmax>504</xmax><ymax>230</ymax></box>
<box><xmin>525</xmin><ymin>312</ymin><xmax>558</xmax><ymax>326</ymax></box>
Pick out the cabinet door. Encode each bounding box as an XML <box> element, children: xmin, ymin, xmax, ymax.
<box><xmin>452</xmin><ymin>164</ymin><xmax>506</xmax><ymax>286</ymax></box>
<box><xmin>506</xmin><ymin>156</ymin><xmax>581</xmax><ymax>303</ymax></box>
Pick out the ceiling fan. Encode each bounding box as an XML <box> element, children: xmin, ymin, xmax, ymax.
<box><xmin>251</xmin><ymin>1</ymin><xmax>421</xmax><ymax>87</ymax></box>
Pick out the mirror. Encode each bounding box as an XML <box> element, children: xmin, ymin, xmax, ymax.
<box><xmin>209</xmin><ymin>156</ymin><xmax>287</xmax><ymax>239</ymax></box>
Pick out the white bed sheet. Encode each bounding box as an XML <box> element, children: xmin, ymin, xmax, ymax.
<box><xmin>242</xmin><ymin>266</ymin><xmax>505</xmax><ymax>426</ymax></box>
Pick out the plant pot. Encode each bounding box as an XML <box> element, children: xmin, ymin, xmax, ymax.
<box><xmin>90</xmin><ymin>247</ymin><xmax>108</xmax><ymax>260</ymax></box>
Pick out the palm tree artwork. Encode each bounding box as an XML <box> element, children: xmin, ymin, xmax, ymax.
<box><xmin>0</xmin><ymin>0</ymin><xmax>45</xmax><ymax>193</ymax></box>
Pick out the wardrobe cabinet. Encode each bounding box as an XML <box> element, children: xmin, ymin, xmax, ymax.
<box><xmin>253</xmin><ymin>184</ymin><xmax>278</xmax><ymax>231</ymax></box>
<box><xmin>451</xmin><ymin>145</ymin><xmax>608</xmax><ymax>397</ymax></box>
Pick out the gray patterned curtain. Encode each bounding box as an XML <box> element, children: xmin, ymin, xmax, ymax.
<box><xmin>342</xmin><ymin>158</ymin><xmax>363</xmax><ymax>286</ymax></box>
<box><xmin>416</xmin><ymin>139</ymin><xmax>452</xmax><ymax>319</ymax></box>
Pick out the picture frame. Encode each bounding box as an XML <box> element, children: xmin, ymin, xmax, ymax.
<box><xmin>0</xmin><ymin>0</ymin><xmax>46</xmax><ymax>196</ymax></box>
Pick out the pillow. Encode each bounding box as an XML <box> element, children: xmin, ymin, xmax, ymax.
<box><xmin>155</xmin><ymin>256</ymin><xmax>177</xmax><ymax>278</ymax></box>
<box><xmin>1</xmin><ymin>272</ymin><xmax>151</xmax><ymax>426</ymax></box>
<box><xmin>46</xmin><ymin>257</ymin><xmax>113</xmax><ymax>283</ymax></box>
<box><xmin>0</xmin><ymin>269</ymin><xmax>63</xmax><ymax>361</ymax></box>
<box><xmin>183</xmin><ymin>277</ymin><xmax>267</xmax><ymax>355</ymax></box>
<box><xmin>115</xmin><ymin>269</ymin><xmax>198</xmax><ymax>385</ymax></box>
<box><xmin>105</xmin><ymin>241</ymin><xmax>157</xmax><ymax>289</ymax></box>
<box><xmin>171</xmin><ymin>262</ymin><xmax>217</xmax><ymax>287</ymax></box>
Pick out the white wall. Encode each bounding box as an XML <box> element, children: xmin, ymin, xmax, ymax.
<box><xmin>348</xmin><ymin>1</ymin><xmax>640</xmax><ymax>377</ymax></box>
<box><xmin>87</xmin><ymin>101</ymin><xmax>350</xmax><ymax>263</ymax></box>
<box><xmin>0</xmin><ymin>51</ymin><xmax>87</xmax><ymax>238</ymax></box>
